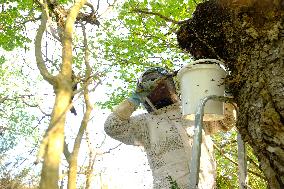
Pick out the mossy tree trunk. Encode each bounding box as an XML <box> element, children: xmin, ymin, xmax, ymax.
<box><xmin>176</xmin><ymin>0</ymin><xmax>284</xmax><ymax>188</ymax></box>
<box><xmin>235</xmin><ymin>37</ymin><xmax>284</xmax><ymax>189</ymax></box>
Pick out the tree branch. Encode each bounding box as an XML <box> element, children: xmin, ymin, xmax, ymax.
<box><xmin>67</xmin><ymin>15</ymin><xmax>94</xmax><ymax>189</ymax></box>
<box><xmin>35</xmin><ymin>2</ymin><xmax>57</xmax><ymax>85</ymax></box>
<box><xmin>85</xmin><ymin>128</ymin><xmax>96</xmax><ymax>189</ymax></box>
<box><xmin>61</xmin><ymin>0</ymin><xmax>87</xmax><ymax>77</ymax></box>
<box><xmin>214</xmin><ymin>144</ymin><xmax>266</xmax><ymax>180</ymax></box>
<box><xmin>131</xmin><ymin>8</ymin><xmax>188</xmax><ymax>25</ymax></box>
<box><xmin>63</xmin><ymin>140</ymin><xmax>71</xmax><ymax>164</ymax></box>
<box><xmin>43</xmin><ymin>1</ymin><xmax>100</xmax><ymax>27</ymax></box>
<box><xmin>21</xmin><ymin>99</ymin><xmax>51</xmax><ymax>116</ymax></box>
<box><xmin>0</xmin><ymin>95</ymin><xmax>8</xmax><ymax>103</ymax></box>
<box><xmin>85</xmin><ymin>2</ymin><xmax>95</xmax><ymax>14</ymax></box>
<box><xmin>101</xmin><ymin>143</ymin><xmax>123</xmax><ymax>155</ymax></box>
<box><xmin>82</xmin><ymin>24</ymin><xmax>92</xmax><ymax>82</ymax></box>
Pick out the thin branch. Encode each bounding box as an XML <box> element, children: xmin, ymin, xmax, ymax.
<box><xmin>15</xmin><ymin>148</ymin><xmax>37</xmax><ymax>168</ymax></box>
<box><xmin>67</xmin><ymin>17</ymin><xmax>93</xmax><ymax>189</ymax></box>
<box><xmin>42</xmin><ymin>55</ymin><xmax>60</xmax><ymax>71</ymax></box>
<box><xmin>96</xmin><ymin>0</ymin><xmax>100</xmax><ymax>12</ymax></box>
<box><xmin>72</xmin><ymin>71</ymin><xmax>103</xmax><ymax>96</ymax></box>
<box><xmin>88</xmin><ymin>77</ymin><xmax>103</xmax><ymax>93</ymax></box>
<box><xmin>46</xmin><ymin>23</ymin><xmax>62</xmax><ymax>42</ymax></box>
<box><xmin>247</xmin><ymin>156</ymin><xmax>261</xmax><ymax>169</ymax></box>
<box><xmin>0</xmin><ymin>95</ymin><xmax>9</xmax><ymax>103</ymax></box>
<box><xmin>214</xmin><ymin>144</ymin><xmax>266</xmax><ymax>180</ymax></box>
<box><xmin>82</xmin><ymin>24</ymin><xmax>91</xmax><ymax>81</ymax></box>
<box><xmin>20</xmin><ymin>15</ymin><xmax>41</xmax><ymax>25</ymax></box>
<box><xmin>85</xmin><ymin>2</ymin><xmax>95</xmax><ymax>14</ymax></box>
<box><xmin>32</xmin><ymin>116</ymin><xmax>47</xmax><ymax>130</ymax></box>
<box><xmin>63</xmin><ymin>140</ymin><xmax>71</xmax><ymax>164</ymax></box>
<box><xmin>21</xmin><ymin>99</ymin><xmax>51</xmax><ymax>116</ymax></box>
<box><xmin>61</xmin><ymin>0</ymin><xmax>87</xmax><ymax>76</ymax></box>
<box><xmin>220</xmin><ymin>139</ymin><xmax>237</xmax><ymax>148</ymax></box>
<box><xmin>102</xmin><ymin>143</ymin><xmax>123</xmax><ymax>155</ymax></box>
<box><xmin>1</xmin><ymin>94</ymin><xmax>51</xmax><ymax>116</ymax></box>
<box><xmin>97</xmin><ymin>134</ymin><xmax>107</xmax><ymax>149</ymax></box>
<box><xmin>98</xmin><ymin>0</ymin><xmax>117</xmax><ymax>18</ymax></box>
<box><xmin>85</xmin><ymin>128</ymin><xmax>95</xmax><ymax>189</ymax></box>
<box><xmin>131</xmin><ymin>8</ymin><xmax>188</xmax><ymax>25</ymax></box>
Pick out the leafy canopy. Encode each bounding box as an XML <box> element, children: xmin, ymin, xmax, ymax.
<box><xmin>99</xmin><ymin>0</ymin><xmax>202</xmax><ymax>108</ymax></box>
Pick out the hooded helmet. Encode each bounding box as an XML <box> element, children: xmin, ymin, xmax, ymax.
<box><xmin>137</xmin><ymin>67</ymin><xmax>179</xmax><ymax>112</ymax></box>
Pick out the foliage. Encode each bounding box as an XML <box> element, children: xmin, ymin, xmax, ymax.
<box><xmin>212</xmin><ymin>129</ymin><xmax>268</xmax><ymax>188</ymax></box>
<box><xmin>0</xmin><ymin>0</ymin><xmax>34</xmax><ymax>51</ymax></box>
<box><xmin>98</xmin><ymin>0</ymin><xmax>203</xmax><ymax>108</ymax></box>
<box><xmin>0</xmin><ymin>0</ymin><xmax>76</xmax><ymax>51</ymax></box>
<box><xmin>0</xmin><ymin>1</ymin><xmax>50</xmax><ymax>185</ymax></box>
<box><xmin>0</xmin><ymin>170</ymin><xmax>38</xmax><ymax>189</ymax></box>
<box><xmin>0</xmin><ymin>51</ymin><xmax>45</xmax><ymax>189</ymax></box>
<box><xmin>0</xmin><ymin>54</ymin><xmax>42</xmax><ymax>153</ymax></box>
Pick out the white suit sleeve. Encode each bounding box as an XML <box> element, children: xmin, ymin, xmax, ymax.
<box><xmin>104</xmin><ymin>99</ymin><xmax>148</xmax><ymax>146</ymax></box>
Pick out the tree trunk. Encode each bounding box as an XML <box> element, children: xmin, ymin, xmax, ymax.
<box><xmin>40</xmin><ymin>81</ymin><xmax>72</xmax><ymax>189</ymax></box>
<box><xmin>35</xmin><ymin>4</ymin><xmax>73</xmax><ymax>188</ymax></box>
<box><xmin>35</xmin><ymin>1</ymin><xmax>87</xmax><ymax>189</ymax></box>
<box><xmin>67</xmin><ymin>103</ymin><xmax>92</xmax><ymax>189</ymax></box>
<box><xmin>176</xmin><ymin>0</ymin><xmax>284</xmax><ymax>188</ymax></box>
<box><xmin>236</xmin><ymin>39</ymin><xmax>284</xmax><ymax>188</ymax></box>
<box><xmin>67</xmin><ymin>23</ymin><xmax>92</xmax><ymax>189</ymax></box>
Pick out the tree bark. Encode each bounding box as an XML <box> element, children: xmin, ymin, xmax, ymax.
<box><xmin>35</xmin><ymin>3</ymin><xmax>72</xmax><ymax>189</ymax></box>
<box><xmin>235</xmin><ymin>38</ymin><xmax>284</xmax><ymax>189</ymax></box>
<box><xmin>85</xmin><ymin>129</ymin><xmax>95</xmax><ymax>189</ymax></box>
<box><xmin>176</xmin><ymin>0</ymin><xmax>284</xmax><ymax>188</ymax></box>
<box><xmin>67</xmin><ymin>102</ymin><xmax>92</xmax><ymax>189</ymax></box>
<box><xmin>39</xmin><ymin>73</ymin><xmax>72</xmax><ymax>189</ymax></box>
<box><xmin>35</xmin><ymin>1</ymin><xmax>87</xmax><ymax>189</ymax></box>
<box><xmin>67</xmin><ymin>23</ymin><xmax>92</xmax><ymax>189</ymax></box>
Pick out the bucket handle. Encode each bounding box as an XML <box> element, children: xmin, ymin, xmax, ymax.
<box><xmin>190</xmin><ymin>58</ymin><xmax>225</xmax><ymax>67</ymax></box>
<box><xmin>170</xmin><ymin>59</ymin><xmax>226</xmax><ymax>78</ymax></box>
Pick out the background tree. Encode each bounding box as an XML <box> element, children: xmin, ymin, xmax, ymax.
<box><xmin>0</xmin><ymin>35</ymin><xmax>48</xmax><ymax>189</ymax></box>
<box><xmin>1</xmin><ymin>0</ymin><xmax>108</xmax><ymax>188</ymax></box>
<box><xmin>65</xmin><ymin>24</ymin><xmax>94</xmax><ymax>189</ymax></box>
<box><xmin>34</xmin><ymin>1</ymin><xmax>90</xmax><ymax>188</ymax></box>
<box><xmin>1</xmin><ymin>0</ymin><xmax>120</xmax><ymax>188</ymax></box>
<box><xmin>32</xmin><ymin>0</ymin><xmax>117</xmax><ymax>188</ymax></box>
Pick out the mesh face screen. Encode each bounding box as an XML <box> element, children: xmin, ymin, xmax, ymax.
<box><xmin>142</xmin><ymin>79</ymin><xmax>178</xmax><ymax>112</ymax></box>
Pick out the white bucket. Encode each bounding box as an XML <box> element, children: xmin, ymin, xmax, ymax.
<box><xmin>177</xmin><ymin>59</ymin><xmax>226</xmax><ymax>121</ymax></box>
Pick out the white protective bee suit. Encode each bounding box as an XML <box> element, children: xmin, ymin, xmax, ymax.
<box><xmin>104</xmin><ymin>99</ymin><xmax>235</xmax><ymax>189</ymax></box>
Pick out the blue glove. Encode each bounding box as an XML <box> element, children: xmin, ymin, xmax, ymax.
<box><xmin>128</xmin><ymin>92</ymin><xmax>142</xmax><ymax>107</ymax></box>
<box><xmin>128</xmin><ymin>88</ymin><xmax>151</xmax><ymax>107</ymax></box>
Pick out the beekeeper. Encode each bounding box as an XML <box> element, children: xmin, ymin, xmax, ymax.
<box><xmin>104</xmin><ymin>67</ymin><xmax>235</xmax><ymax>189</ymax></box>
